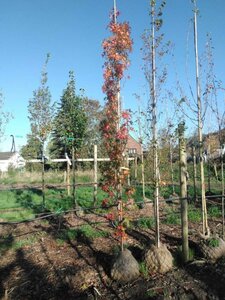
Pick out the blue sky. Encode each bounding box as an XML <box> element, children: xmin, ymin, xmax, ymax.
<box><xmin>0</xmin><ymin>0</ymin><xmax>224</xmax><ymax>151</ymax></box>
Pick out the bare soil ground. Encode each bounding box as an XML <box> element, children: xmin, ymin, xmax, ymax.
<box><xmin>1</xmin><ymin>204</ymin><xmax>225</xmax><ymax>300</ymax></box>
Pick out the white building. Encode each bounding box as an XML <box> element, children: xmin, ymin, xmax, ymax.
<box><xmin>0</xmin><ymin>152</ymin><xmax>25</xmax><ymax>172</ymax></box>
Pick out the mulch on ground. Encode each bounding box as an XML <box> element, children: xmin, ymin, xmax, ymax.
<box><xmin>1</xmin><ymin>206</ymin><xmax>225</xmax><ymax>300</ymax></box>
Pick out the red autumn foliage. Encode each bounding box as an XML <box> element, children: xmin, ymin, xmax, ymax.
<box><xmin>100</xmin><ymin>9</ymin><xmax>133</xmax><ymax>200</ymax></box>
<box><xmin>105</xmin><ymin>213</ymin><xmax>115</xmax><ymax>221</ymax></box>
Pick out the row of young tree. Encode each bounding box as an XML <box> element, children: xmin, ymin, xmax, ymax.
<box><xmin>0</xmin><ymin>0</ymin><xmax>223</xmax><ymax>278</ymax></box>
<box><xmin>20</xmin><ymin>56</ymin><xmax>104</xmax><ymax>166</ymax></box>
<box><xmin>102</xmin><ymin>0</ymin><xmax>225</xmax><ymax>279</ymax></box>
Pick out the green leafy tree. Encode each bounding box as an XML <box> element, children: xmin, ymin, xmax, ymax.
<box><xmin>27</xmin><ymin>53</ymin><xmax>55</xmax><ymax>150</ymax></box>
<box><xmin>50</xmin><ymin>71</ymin><xmax>87</xmax><ymax>208</ymax></box>
<box><xmin>26</xmin><ymin>54</ymin><xmax>55</xmax><ymax>206</ymax></box>
<box><xmin>50</xmin><ymin>71</ymin><xmax>87</xmax><ymax>159</ymax></box>
<box><xmin>20</xmin><ymin>134</ymin><xmax>42</xmax><ymax>171</ymax></box>
<box><xmin>81</xmin><ymin>98</ymin><xmax>103</xmax><ymax>158</ymax></box>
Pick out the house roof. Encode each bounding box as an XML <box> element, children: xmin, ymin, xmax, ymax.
<box><xmin>126</xmin><ymin>134</ymin><xmax>142</xmax><ymax>155</ymax></box>
<box><xmin>0</xmin><ymin>152</ymin><xmax>16</xmax><ymax>160</ymax></box>
<box><xmin>126</xmin><ymin>134</ymin><xmax>141</xmax><ymax>147</ymax></box>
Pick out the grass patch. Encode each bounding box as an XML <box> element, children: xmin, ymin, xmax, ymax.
<box><xmin>206</xmin><ymin>238</ymin><xmax>220</xmax><ymax>248</ymax></box>
<box><xmin>0</xmin><ymin>233</ymin><xmax>43</xmax><ymax>254</ymax></box>
<box><xmin>13</xmin><ymin>236</ymin><xmax>37</xmax><ymax>249</ymax></box>
<box><xmin>77</xmin><ymin>224</ymin><xmax>109</xmax><ymax>239</ymax></box>
<box><xmin>188</xmin><ymin>206</ymin><xmax>202</xmax><ymax>222</ymax></box>
<box><xmin>0</xmin><ymin>185</ymin><xmax>108</xmax><ymax>222</ymax></box>
<box><xmin>0</xmin><ymin>209</ymin><xmax>35</xmax><ymax>222</ymax></box>
<box><xmin>137</xmin><ymin>217</ymin><xmax>155</xmax><ymax>229</ymax></box>
<box><xmin>139</xmin><ymin>261</ymin><xmax>149</xmax><ymax>278</ymax></box>
<box><xmin>163</xmin><ymin>209</ymin><xmax>180</xmax><ymax>225</ymax></box>
<box><xmin>160</xmin><ymin>185</ymin><xmax>180</xmax><ymax>200</ymax></box>
<box><xmin>56</xmin><ymin>225</ymin><xmax>109</xmax><ymax>242</ymax></box>
<box><xmin>208</xmin><ymin>206</ymin><xmax>221</xmax><ymax>218</ymax></box>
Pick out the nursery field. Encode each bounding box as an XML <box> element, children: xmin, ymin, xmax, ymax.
<box><xmin>1</xmin><ymin>0</ymin><xmax>225</xmax><ymax>298</ymax></box>
<box><xmin>0</xmin><ymin>187</ymin><xmax>225</xmax><ymax>299</ymax></box>
<box><xmin>1</xmin><ymin>208</ymin><xmax>225</xmax><ymax>300</ymax></box>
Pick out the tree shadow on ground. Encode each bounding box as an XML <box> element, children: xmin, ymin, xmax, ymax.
<box><xmin>0</xmin><ymin>248</ymin><xmax>90</xmax><ymax>300</ymax></box>
<box><xmin>13</xmin><ymin>187</ymin><xmax>73</xmax><ymax>216</ymax></box>
<box><xmin>126</xmin><ymin>228</ymin><xmax>154</xmax><ymax>247</ymax></box>
<box><xmin>32</xmin><ymin>213</ymin><xmax>123</xmax><ymax>299</ymax></box>
<box><xmin>66</xmin><ymin>232</ymin><xmax>123</xmax><ymax>300</ymax></box>
<box><xmin>0</xmin><ymin>233</ymin><xmax>14</xmax><ymax>256</ymax></box>
<box><xmin>13</xmin><ymin>188</ymin><xmax>44</xmax><ymax>214</ymax></box>
<box><xmin>186</xmin><ymin>258</ymin><xmax>225</xmax><ymax>299</ymax></box>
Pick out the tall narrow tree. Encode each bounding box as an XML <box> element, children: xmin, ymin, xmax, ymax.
<box><xmin>206</xmin><ymin>34</ymin><xmax>225</xmax><ymax>238</ymax></box>
<box><xmin>28</xmin><ymin>54</ymin><xmax>54</xmax><ymax>206</ymax></box>
<box><xmin>142</xmin><ymin>0</ymin><xmax>167</xmax><ymax>248</ymax></box>
<box><xmin>101</xmin><ymin>1</ymin><xmax>132</xmax><ymax>202</ymax></box>
<box><xmin>105</xmin><ymin>1</ymin><xmax>140</xmax><ymax>283</ymax></box>
<box><xmin>28</xmin><ymin>54</ymin><xmax>54</xmax><ymax>147</ymax></box>
<box><xmin>193</xmin><ymin>0</ymin><xmax>209</xmax><ymax>236</ymax></box>
<box><xmin>144</xmin><ymin>0</ymin><xmax>173</xmax><ymax>274</ymax></box>
<box><xmin>50</xmin><ymin>71</ymin><xmax>87</xmax><ymax>207</ymax></box>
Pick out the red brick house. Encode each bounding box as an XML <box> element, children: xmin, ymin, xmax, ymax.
<box><xmin>125</xmin><ymin>135</ymin><xmax>142</xmax><ymax>156</ymax></box>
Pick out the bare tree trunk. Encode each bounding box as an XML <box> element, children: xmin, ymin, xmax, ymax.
<box><xmin>193</xmin><ymin>3</ymin><xmax>209</xmax><ymax>236</ymax></box>
<box><xmin>141</xmin><ymin>146</ymin><xmax>146</xmax><ymax>201</ymax></box>
<box><xmin>169</xmin><ymin>139</ymin><xmax>175</xmax><ymax>194</ymax></box>
<box><xmin>137</xmin><ymin>102</ymin><xmax>146</xmax><ymax>200</ymax></box>
<box><xmin>134</xmin><ymin>155</ymin><xmax>138</xmax><ymax>183</ymax></box>
<box><xmin>214</xmin><ymin>163</ymin><xmax>218</xmax><ymax>181</ymax></box>
<box><xmin>126</xmin><ymin>153</ymin><xmax>131</xmax><ymax>186</ymax></box>
<box><xmin>151</xmin><ymin>2</ymin><xmax>160</xmax><ymax>248</ymax></box>
<box><xmin>192</xmin><ymin>145</ymin><xmax>197</xmax><ymax>202</ymax></box>
<box><xmin>179</xmin><ymin>122</ymin><xmax>189</xmax><ymax>263</ymax></box>
<box><xmin>207</xmin><ymin>159</ymin><xmax>211</xmax><ymax>192</ymax></box>
<box><xmin>207</xmin><ymin>145</ymin><xmax>211</xmax><ymax>192</ymax></box>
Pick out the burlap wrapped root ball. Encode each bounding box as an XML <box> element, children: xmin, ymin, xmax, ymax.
<box><xmin>111</xmin><ymin>249</ymin><xmax>140</xmax><ymax>283</ymax></box>
<box><xmin>199</xmin><ymin>237</ymin><xmax>225</xmax><ymax>261</ymax></box>
<box><xmin>145</xmin><ymin>243</ymin><xmax>173</xmax><ymax>274</ymax></box>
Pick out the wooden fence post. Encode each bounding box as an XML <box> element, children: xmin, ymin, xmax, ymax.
<box><xmin>72</xmin><ymin>146</ymin><xmax>77</xmax><ymax>208</ymax></box>
<box><xmin>67</xmin><ymin>161</ymin><xmax>71</xmax><ymax>196</ymax></box>
<box><xmin>178</xmin><ymin>122</ymin><xmax>189</xmax><ymax>263</ymax></box>
<box><xmin>94</xmin><ymin>145</ymin><xmax>98</xmax><ymax>205</ymax></box>
<box><xmin>41</xmin><ymin>143</ymin><xmax>45</xmax><ymax>207</ymax></box>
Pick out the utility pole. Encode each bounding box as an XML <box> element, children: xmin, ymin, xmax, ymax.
<box><xmin>10</xmin><ymin>135</ymin><xmax>16</xmax><ymax>152</ymax></box>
